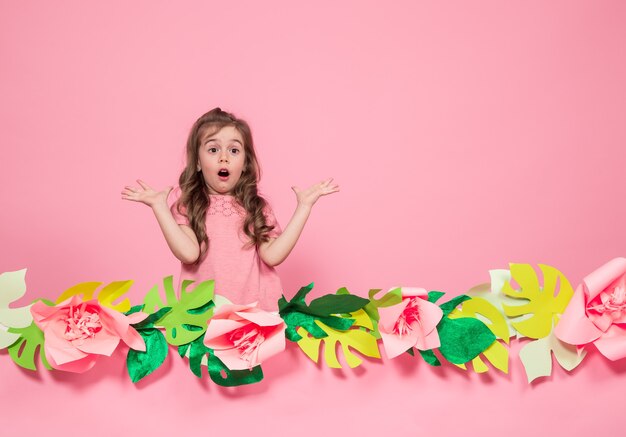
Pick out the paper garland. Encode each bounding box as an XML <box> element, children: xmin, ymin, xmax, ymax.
<box><xmin>1</xmin><ymin>258</ymin><xmax>625</xmax><ymax>386</ymax></box>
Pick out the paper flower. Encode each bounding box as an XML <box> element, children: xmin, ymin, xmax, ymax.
<box><xmin>203</xmin><ymin>303</ymin><xmax>286</xmax><ymax>370</ymax></box>
<box><xmin>31</xmin><ymin>296</ymin><xmax>147</xmax><ymax>372</ymax></box>
<box><xmin>555</xmin><ymin>257</ymin><xmax>626</xmax><ymax>360</ymax></box>
<box><xmin>378</xmin><ymin>287</ymin><xmax>443</xmax><ymax>359</ymax></box>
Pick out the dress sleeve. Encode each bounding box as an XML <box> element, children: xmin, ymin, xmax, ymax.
<box><xmin>263</xmin><ymin>204</ymin><xmax>282</xmax><ymax>238</ymax></box>
<box><xmin>167</xmin><ymin>186</ymin><xmax>190</xmax><ymax>226</ymax></box>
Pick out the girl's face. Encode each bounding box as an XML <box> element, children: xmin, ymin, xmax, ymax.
<box><xmin>197</xmin><ymin>125</ymin><xmax>246</xmax><ymax>195</ymax></box>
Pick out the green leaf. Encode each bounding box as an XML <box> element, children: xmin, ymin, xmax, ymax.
<box><xmin>132</xmin><ymin>307</ymin><xmax>172</xmax><ymax>330</ymax></box>
<box><xmin>124</xmin><ymin>304</ymin><xmax>145</xmax><ymax>316</ymax></box>
<box><xmin>279</xmin><ymin>285</ymin><xmax>367</xmax><ymax>341</ymax></box>
<box><xmin>7</xmin><ymin>322</ymin><xmax>51</xmax><ymax>371</ymax></box>
<box><xmin>207</xmin><ymin>354</ymin><xmax>264</xmax><ymax>387</ymax></box>
<box><xmin>126</xmin><ymin>329</ymin><xmax>168</xmax><ymax>383</ymax></box>
<box><xmin>142</xmin><ymin>276</ymin><xmax>215</xmax><ymax>346</ymax></box>
<box><xmin>308</xmin><ymin>293</ymin><xmax>370</xmax><ymax>316</ymax></box>
<box><xmin>427</xmin><ymin>291</ymin><xmax>445</xmax><ymax>304</ymax></box>
<box><xmin>419</xmin><ymin>349</ymin><xmax>441</xmax><ymax>366</ymax></box>
<box><xmin>439</xmin><ymin>295</ymin><xmax>472</xmax><ymax>317</ymax></box>
<box><xmin>179</xmin><ymin>336</ymin><xmax>264</xmax><ymax>386</ymax></box>
<box><xmin>437</xmin><ymin>316</ymin><xmax>496</xmax><ymax>364</ymax></box>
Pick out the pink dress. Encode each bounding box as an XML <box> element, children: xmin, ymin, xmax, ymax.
<box><xmin>169</xmin><ymin>190</ymin><xmax>283</xmax><ymax>311</ymax></box>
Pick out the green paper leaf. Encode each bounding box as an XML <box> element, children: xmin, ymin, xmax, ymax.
<box><xmin>437</xmin><ymin>316</ymin><xmax>496</xmax><ymax>364</ymax></box>
<box><xmin>282</xmin><ymin>312</ymin><xmax>354</xmax><ymax>341</ymax></box>
<box><xmin>7</xmin><ymin>322</ymin><xmax>51</xmax><ymax>371</ymax></box>
<box><xmin>427</xmin><ymin>291</ymin><xmax>445</xmax><ymax>304</ymax></box>
<box><xmin>126</xmin><ymin>329</ymin><xmax>168</xmax><ymax>383</ymax></box>
<box><xmin>419</xmin><ymin>349</ymin><xmax>441</xmax><ymax>366</ymax></box>
<box><xmin>124</xmin><ymin>304</ymin><xmax>145</xmax><ymax>316</ymax></box>
<box><xmin>406</xmin><ymin>348</ymin><xmax>415</xmax><ymax>356</ymax></box>
<box><xmin>207</xmin><ymin>354</ymin><xmax>264</xmax><ymax>386</ymax></box>
<box><xmin>308</xmin><ymin>292</ymin><xmax>369</xmax><ymax>316</ymax></box>
<box><xmin>142</xmin><ymin>276</ymin><xmax>215</xmax><ymax>346</ymax></box>
<box><xmin>280</xmin><ymin>284</ymin><xmax>366</xmax><ymax>341</ymax></box>
<box><xmin>439</xmin><ymin>295</ymin><xmax>472</xmax><ymax>317</ymax></box>
<box><xmin>132</xmin><ymin>307</ymin><xmax>172</xmax><ymax>330</ymax></box>
<box><xmin>180</xmin><ymin>336</ymin><xmax>264</xmax><ymax>386</ymax></box>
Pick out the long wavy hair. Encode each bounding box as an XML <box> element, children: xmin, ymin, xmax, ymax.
<box><xmin>176</xmin><ymin>107</ymin><xmax>275</xmax><ymax>263</ymax></box>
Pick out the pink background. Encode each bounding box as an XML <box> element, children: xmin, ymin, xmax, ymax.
<box><xmin>2</xmin><ymin>1</ymin><xmax>625</xmax><ymax>435</ymax></box>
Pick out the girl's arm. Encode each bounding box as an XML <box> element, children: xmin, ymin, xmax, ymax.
<box><xmin>258</xmin><ymin>178</ymin><xmax>339</xmax><ymax>267</ymax></box>
<box><xmin>122</xmin><ymin>180</ymin><xmax>200</xmax><ymax>264</ymax></box>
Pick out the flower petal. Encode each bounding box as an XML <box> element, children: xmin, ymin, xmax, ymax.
<box><xmin>594</xmin><ymin>324</ymin><xmax>626</xmax><ymax>361</ymax></box>
<box><xmin>378</xmin><ymin>299</ymin><xmax>410</xmax><ymax>333</ymax></box>
<box><xmin>555</xmin><ymin>285</ymin><xmax>602</xmax><ymax>345</ymax></box>
<box><xmin>380</xmin><ymin>329</ymin><xmax>418</xmax><ymax>359</ymax></box>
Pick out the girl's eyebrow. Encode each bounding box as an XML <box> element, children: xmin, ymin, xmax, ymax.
<box><xmin>204</xmin><ymin>138</ymin><xmax>243</xmax><ymax>145</ymax></box>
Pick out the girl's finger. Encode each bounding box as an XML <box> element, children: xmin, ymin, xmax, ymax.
<box><xmin>137</xmin><ymin>179</ymin><xmax>152</xmax><ymax>191</ymax></box>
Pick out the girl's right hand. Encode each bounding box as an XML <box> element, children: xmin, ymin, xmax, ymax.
<box><xmin>121</xmin><ymin>180</ymin><xmax>172</xmax><ymax>208</ymax></box>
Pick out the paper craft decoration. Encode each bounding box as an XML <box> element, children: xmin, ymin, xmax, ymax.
<box><xmin>0</xmin><ymin>258</ymin><xmax>624</xmax><ymax>386</ymax></box>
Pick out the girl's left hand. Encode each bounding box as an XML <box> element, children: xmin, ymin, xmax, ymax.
<box><xmin>291</xmin><ymin>178</ymin><xmax>340</xmax><ymax>208</ymax></box>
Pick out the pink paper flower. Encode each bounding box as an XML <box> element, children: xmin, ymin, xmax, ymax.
<box><xmin>555</xmin><ymin>257</ymin><xmax>626</xmax><ymax>360</ymax></box>
<box><xmin>378</xmin><ymin>287</ymin><xmax>443</xmax><ymax>359</ymax></box>
<box><xmin>30</xmin><ymin>296</ymin><xmax>147</xmax><ymax>373</ymax></box>
<box><xmin>203</xmin><ymin>303</ymin><xmax>286</xmax><ymax>370</ymax></box>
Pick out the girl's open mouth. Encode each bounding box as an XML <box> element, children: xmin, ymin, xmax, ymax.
<box><xmin>218</xmin><ymin>169</ymin><xmax>230</xmax><ymax>181</ymax></box>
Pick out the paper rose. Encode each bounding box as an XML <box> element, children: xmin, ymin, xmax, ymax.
<box><xmin>378</xmin><ymin>287</ymin><xmax>443</xmax><ymax>359</ymax></box>
<box><xmin>31</xmin><ymin>296</ymin><xmax>147</xmax><ymax>372</ymax></box>
<box><xmin>203</xmin><ymin>303</ymin><xmax>286</xmax><ymax>370</ymax></box>
<box><xmin>555</xmin><ymin>257</ymin><xmax>626</xmax><ymax>360</ymax></box>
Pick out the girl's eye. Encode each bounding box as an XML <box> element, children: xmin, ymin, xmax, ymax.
<box><xmin>230</xmin><ymin>148</ymin><xmax>240</xmax><ymax>155</ymax></box>
<box><xmin>208</xmin><ymin>147</ymin><xmax>218</xmax><ymax>153</ymax></box>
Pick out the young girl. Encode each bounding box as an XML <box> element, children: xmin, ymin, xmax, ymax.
<box><xmin>122</xmin><ymin>107</ymin><xmax>338</xmax><ymax>310</ymax></box>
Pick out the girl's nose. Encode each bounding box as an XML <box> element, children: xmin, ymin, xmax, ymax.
<box><xmin>219</xmin><ymin>152</ymin><xmax>229</xmax><ymax>162</ymax></box>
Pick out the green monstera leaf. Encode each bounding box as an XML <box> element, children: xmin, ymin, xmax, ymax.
<box><xmin>7</xmin><ymin>321</ymin><xmax>51</xmax><ymax>371</ymax></box>
<box><xmin>143</xmin><ymin>276</ymin><xmax>215</xmax><ymax>346</ymax></box>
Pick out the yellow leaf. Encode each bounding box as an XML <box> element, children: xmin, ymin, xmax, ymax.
<box><xmin>55</xmin><ymin>280</ymin><xmax>133</xmax><ymax>312</ymax></box>
<box><xmin>95</xmin><ymin>281</ymin><xmax>133</xmax><ymax>312</ymax></box>
<box><xmin>55</xmin><ymin>282</ymin><xmax>101</xmax><ymax>303</ymax></box>
<box><xmin>502</xmin><ymin>264</ymin><xmax>573</xmax><ymax>339</ymax></box>
<box><xmin>450</xmin><ymin>297</ymin><xmax>510</xmax><ymax>374</ymax></box>
<box><xmin>297</xmin><ymin>309</ymin><xmax>380</xmax><ymax>368</ymax></box>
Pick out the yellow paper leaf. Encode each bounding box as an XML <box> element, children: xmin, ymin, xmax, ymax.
<box><xmin>55</xmin><ymin>280</ymin><xmax>133</xmax><ymax>312</ymax></box>
<box><xmin>95</xmin><ymin>281</ymin><xmax>132</xmax><ymax>312</ymax></box>
<box><xmin>502</xmin><ymin>264</ymin><xmax>573</xmax><ymax>339</ymax></box>
<box><xmin>450</xmin><ymin>297</ymin><xmax>510</xmax><ymax>373</ymax></box>
<box><xmin>55</xmin><ymin>282</ymin><xmax>101</xmax><ymax>303</ymax></box>
<box><xmin>297</xmin><ymin>309</ymin><xmax>380</xmax><ymax>368</ymax></box>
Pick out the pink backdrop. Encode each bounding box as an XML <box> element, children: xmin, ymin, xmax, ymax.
<box><xmin>2</xmin><ymin>1</ymin><xmax>625</xmax><ymax>435</ymax></box>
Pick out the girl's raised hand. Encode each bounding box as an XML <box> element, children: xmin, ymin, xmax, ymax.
<box><xmin>121</xmin><ymin>180</ymin><xmax>172</xmax><ymax>208</ymax></box>
<box><xmin>291</xmin><ymin>178</ymin><xmax>340</xmax><ymax>208</ymax></box>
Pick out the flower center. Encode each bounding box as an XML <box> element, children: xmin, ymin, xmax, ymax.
<box><xmin>588</xmin><ymin>286</ymin><xmax>626</xmax><ymax>315</ymax></box>
<box><xmin>63</xmin><ymin>303</ymin><xmax>102</xmax><ymax>341</ymax></box>
<box><xmin>393</xmin><ymin>298</ymin><xmax>420</xmax><ymax>337</ymax></box>
<box><xmin>229</xmin><ymin>326</ymin><xmax>265</xmax><ymax>368</ymax></box>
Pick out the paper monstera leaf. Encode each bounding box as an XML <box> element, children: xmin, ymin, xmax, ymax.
<box><xmin>143</xmin><ymin>276</ymin><xmax>215</xmax><ymax>346</ymax></box>
<box><xmin>297</xmin><ymin>307</ymin><xmax>381</xmax><ymax>368</ymax></box>
<box><xmin>502</xmin><ymin>263</ymin><xmax>574</xmax><ymax>339</ymax></box>
<box><xmin>0</xmin><ymin>269</ymin><xmax>34</xmax><ymax>349</ymax></box>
